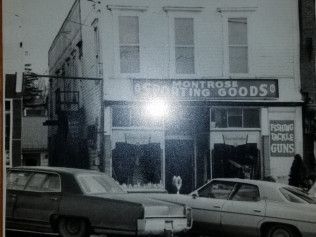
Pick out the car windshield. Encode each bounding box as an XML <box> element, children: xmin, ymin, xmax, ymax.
<box><xmin>77</xmin><ymin>174</ymin><xmax>126</xmax><ymax>194</ymax></box>
<box><xmin>280</xmin><ymin>187</ymin><xmax>316</xmax><ymax>204</ymax></box>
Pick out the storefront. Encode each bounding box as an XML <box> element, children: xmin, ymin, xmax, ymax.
<box><xmin>108</xmin><ymin>78</ymin><xmax>302</xmax><ymax>193</ymax></box>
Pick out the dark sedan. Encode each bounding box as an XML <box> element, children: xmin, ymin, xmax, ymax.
<box><xmin>6</xmin><ymin>167</ymin><xmax>192</xmax><ymax>237</ymax></box>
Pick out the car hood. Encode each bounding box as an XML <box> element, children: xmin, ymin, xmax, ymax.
<box><xmin>90</xmin><ymin>193</ymin><xmax>187</xmax><ymax>218</ymax></box>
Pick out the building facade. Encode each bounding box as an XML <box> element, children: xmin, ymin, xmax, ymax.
<box><xmin>21</xmin><ymin>111</ymin><xmax>48</xmax><ymax>166</ymax></box>
<box><xmin>48</xmin><ymin>0</ymin><xmax>302</xmax><ymax>192</ymax></box>
<box><xmin>5</xmin><ymin>74</ymin><xmax>22</xmax><ymax>167</ymax></box>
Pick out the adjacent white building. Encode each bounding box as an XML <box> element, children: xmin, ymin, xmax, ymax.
<box><xmin>48</xmin><ymin>0</ymin><xmax>303</xmax><ymax>192</ymax></box>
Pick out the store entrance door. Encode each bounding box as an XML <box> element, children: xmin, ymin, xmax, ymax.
<box><xmin>165</xmin><ymin>139</ymin><xmax>194</xmax><ymax>194</ymax></box>
<box><xmin>212</xmin><ymin>143</ymin><xmax>260</xmax><ymax>179</ymax></box>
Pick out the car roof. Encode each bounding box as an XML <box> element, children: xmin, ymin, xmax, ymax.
<box><xmin>8</xmin><ymin>166</ymin><xmax>101</xmax><ymax>176</ymax></box>
<box><xmin>207</xmin><ymin>178</ymin><xmax>292</xmax><ymax>202</ymax></box>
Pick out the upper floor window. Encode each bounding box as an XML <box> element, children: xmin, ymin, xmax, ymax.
<box><xmin>119</xmin><ymin>16</ymin><xmax>140</xmax><ymax>73</ymax></box>
<box><xmin>228</xmin><ymin>18</ymin><xmax>248</xmax><ymax>73</ymax></box>
<box><xmin>175</xmin><ymin>18</ymin><xmax>194</xmax><ymax>74</ymax></box>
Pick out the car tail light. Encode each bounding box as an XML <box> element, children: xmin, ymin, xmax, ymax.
<box><xmin>186</xmin><ymin>207</ymin><xmax>192</xmax><ymax>227</ymax></box>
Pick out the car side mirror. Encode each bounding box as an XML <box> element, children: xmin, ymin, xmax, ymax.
<box><xmin>192</xmin><ymin>193</ymin><xmax>198</xmax><ymax>199</ymax></box>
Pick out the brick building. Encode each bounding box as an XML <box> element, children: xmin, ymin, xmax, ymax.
<box><xmin>48</xmin><ymin>0</ymin><xmax>303</xmax><ymax>192</ymax></box>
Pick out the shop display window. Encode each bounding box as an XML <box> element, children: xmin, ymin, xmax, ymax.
<box><xmin>112</xmin><ymin>142</ymin><xmax>162</xmax><ymax>189</ymax></box>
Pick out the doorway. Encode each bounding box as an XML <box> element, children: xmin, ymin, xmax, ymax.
<box><xmin>212</xmin><ymin>143</ymin><xmax>260</xmax><ymax>179</ymax></box>
<box><xmin>165</xmin><ymin>139</ymin><xmax>194</xmax><ymax>194</ymax></box>
<box><xmin>22</xmin><ymin>153</ymin><xmax>41</xmax><ymax>166</ymax></box>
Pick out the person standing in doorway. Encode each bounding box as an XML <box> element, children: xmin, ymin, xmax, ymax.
<box><xmin>288</xmin><ymin>154</ymin><xmax>307</xmax><ymax>188</ymax></box>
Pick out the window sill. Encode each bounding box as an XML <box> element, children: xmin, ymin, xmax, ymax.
<box><xmin>112</xmin><ymin>126</ymin><xmax>163</xmax><ymax>131</ymax></box>
<box><xmin>163</xmin><ymin>6</ymin><xmax>203</xmax><ymax>12</ymax></box>
<box><xmin>217</xmin><ymin>7</ymin><xmax>257</xmax><ymax>13</ymax></box>
<box><xmin>107</xmin><ymin>5</ymin><xmax>148</xmax><ymax>12</ymax></box>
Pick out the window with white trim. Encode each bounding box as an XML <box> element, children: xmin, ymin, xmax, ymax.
<box><xmin>175</xmin><ymin>17</ymin><xmax>194</xmax><ymax>74</ymax></box>
<box><xmin>228</xmin><ymin>18</ymin><xmax>248</xmax><ymax>73</ymax></box>
<box><xmin>119</xmin><ymin>16</ymin><xmax>140</xmax><ymax>73</ymax></box>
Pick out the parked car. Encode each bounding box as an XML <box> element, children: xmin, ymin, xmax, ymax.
<box><xmin>149</xmin><ymin>178</ymin><xmax>316</xmax><ymax>237</ymax></box>
<box><xmin>6</xmin><ymin>166</ymin><xmax>192</xmax><ymax>237</ymax></box>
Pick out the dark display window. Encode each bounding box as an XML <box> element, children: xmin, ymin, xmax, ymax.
<box><xmin>112</xmin><ymin>142</ymin><xmax>162</xmax><ymax>188</ymax></box>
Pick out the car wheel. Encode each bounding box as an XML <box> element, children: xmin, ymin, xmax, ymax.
<box><xmin>266</xmin><ymin>225</ymin><xmax>297</xmax><ymax>237</ymax></box>
<box><xmin>58</xmin><ymin>217</ymin><xmax>88</xmax><ymax>237</ymax></box>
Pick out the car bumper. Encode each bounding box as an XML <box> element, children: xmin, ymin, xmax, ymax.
<box><xmin>137</xmin><ymin>217</ymin><xmax>191</xmax><ymax>235</ymax></box>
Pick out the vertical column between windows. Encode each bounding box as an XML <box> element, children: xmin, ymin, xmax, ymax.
<box><xmin>92</xmin><ymin>19</ymin><xmax>102</xmax><ymax>76</ymax></box>
<box><xmin>119</xmin><ymin>16</ymin><xmax>140</xmax><ymax>73</ymax></box>
<box><xmin>174</xmin><ymin>17</ymin><xmax>195</xmax><ymax>74</ymax></box>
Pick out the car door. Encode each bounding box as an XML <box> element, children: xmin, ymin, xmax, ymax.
<box><xmin>221</xmin><ymin>183</ymin><xmax>266</xmax><ymax>237</ymax></box>
<box><xmin>191</xmin><ymin>181</ymin><xmax>236</xmax><ymax>234</ymax></box>
<box><xmin>13</xmin><ymin>172</ymin><xmax>62</xmax><ymax>232</ymax></box>
<box><xmin>6</xmin><ymin>170</ymin><xmax>33</xmax><ymax>229</ymax></box>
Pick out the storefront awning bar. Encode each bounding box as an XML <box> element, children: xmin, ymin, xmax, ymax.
<box><xmin>104</xmin><ymin>100</ymin><xmax>304</xmax><ymax>107</ymax></box>
<box><xmin>25</xmin><ymin>73</ymin><xmax>103</xmax><ymax>81</ymax></box>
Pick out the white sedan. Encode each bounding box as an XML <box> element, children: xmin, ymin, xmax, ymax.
<box><xmin>150</xmin><ymin>178</ymin><xmax>316</xmax><ymax>237</ymax></box>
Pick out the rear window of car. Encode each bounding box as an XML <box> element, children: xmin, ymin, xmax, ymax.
<box><xmin>231</xmin><ymin>184</ymin><xmax>260</xmax><ymax>202</ymax></box>
<box><xmin>198</xmin><ymin>181</ymin><xmax>235</xmax><ymax>199</ymax></box>
<box><xmin>25</xmin><ymin>173</ymin><xmax>47</xmax><ymax>191</ymax></box>
<box><xmin>42</xmin><ymin>174</ymin><xmax>61</xmax><ymax>192</ymax></box>
<box><xmin>280</xmin><ymin>187</ymin><xmax>316</xmax><ymax>204</ymax></box>
<box><xmin>24</xmin><ymin>173</ymin><xmax>61</xmax><ymax>192</ymax></box>
<box><xmin>77</xmin><ymin>174</ymin><xmax>126</xmax><ymax>194</ymax></box>
<box><xmin>7</xmin><ymin>171</ymin><xmax>32</xmax><ymax>190</ymax></box>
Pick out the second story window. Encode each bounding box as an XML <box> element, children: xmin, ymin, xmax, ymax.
<box><xmin>119</xmin><ymin>16</ymin><xmax>140</xmax><ymax>73</ymax></box>
<box><xmin>175</xmin><ymin>18</ymin><xmax>194</xmax><ymax>74</ymax></box>
<box><xmin>228</xmin><ymin>18</ymin><xmax>248</xmax><ymax>73</ymax></box>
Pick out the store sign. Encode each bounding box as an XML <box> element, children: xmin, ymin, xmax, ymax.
<box><xmin>270</xmin><ymin>120</ymin><xmax>295</xmax><ymax>157</ymax></box>
<box><xmin>133</xmin><ymin>79</ymin><xmax>278</xmax><ymax>100</ymax></box>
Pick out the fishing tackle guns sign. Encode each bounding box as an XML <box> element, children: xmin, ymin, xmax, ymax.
<box><xmin>133</xmin><ymin>79</ymin><xmax>278</xmax><ymax>100</ymax></box>
<box><xmin>270</xmin><ymin>120</ymin><xmax>295</xmax><ymax>157</ymax></box>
